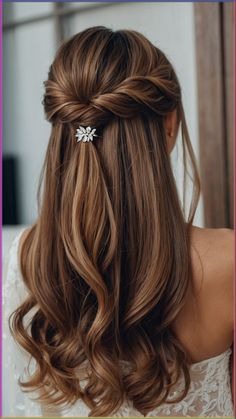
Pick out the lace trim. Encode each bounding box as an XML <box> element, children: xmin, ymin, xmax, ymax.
<box><xmin>190</xmin><ymin>348</ymin><xmax>232</xmax><ymax>370</ymax></box>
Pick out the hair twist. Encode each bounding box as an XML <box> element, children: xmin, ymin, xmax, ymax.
<box><xmin>44</xmin><ymin>67</ymin><xmax>180</xmax><ymax>127</ymax></box>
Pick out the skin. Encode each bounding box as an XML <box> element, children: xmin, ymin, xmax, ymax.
<box><xmin>174</xmin><ymin>226</ymin><xmax>234</xmax><ymax>399</ymax></box>
<box><xmin>164</xmin><ymin>111</ymin><xmax>234</xmax><ymax>398</ymax></box>
<box><xmin>164</xmin><ymin>109</ymin><xmax>179</xmax><ymax>153</ymax></box>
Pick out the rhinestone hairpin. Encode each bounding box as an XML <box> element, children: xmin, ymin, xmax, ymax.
<box><xmin>75</xmin><ymin>126</ymin><xmax>97</xmax><ymax>142</ymax></box>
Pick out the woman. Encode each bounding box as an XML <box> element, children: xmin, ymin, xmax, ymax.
<box><xmin>5</xmin><ymin>26</ymin><xmax>234</xmax><ymax>417</ymax></box>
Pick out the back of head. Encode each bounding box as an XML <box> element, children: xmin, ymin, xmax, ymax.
<box><xmin>11</xmin><ymin>26</ymin><xmax>200</xmax><ymax>416</ymax></box>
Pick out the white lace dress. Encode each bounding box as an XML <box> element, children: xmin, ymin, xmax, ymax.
<box><xmin>3</xmin><ymin>231</ymin><xmax>234</xmax><ymax>417</ymax></box>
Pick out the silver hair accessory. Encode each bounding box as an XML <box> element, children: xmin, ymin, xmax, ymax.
<box><xmin>75</xmin><ymin>126</ymin><xmax>97</xmax><ymax>143</ymax></box>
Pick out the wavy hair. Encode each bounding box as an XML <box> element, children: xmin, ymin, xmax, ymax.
<box><xmin>10</xmin><ymin>26</ymin><xmax>200</xmax><ymax>416</ymax></box>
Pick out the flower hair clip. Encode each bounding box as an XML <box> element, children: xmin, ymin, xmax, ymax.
<box><xmin>75</xmin><ymin>126</ymin><xmax>97</xmax><ymax>143</ymax></box>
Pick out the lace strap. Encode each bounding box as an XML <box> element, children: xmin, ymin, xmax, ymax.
<box><xmin>3</xmin><ymin>229</ymin><xmax>42</xmax><ymax>416</ymax></box>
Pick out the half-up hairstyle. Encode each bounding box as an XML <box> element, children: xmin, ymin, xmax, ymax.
<box><xmin>10</xmin><ymin>26</ymin><xmax>200</xmax><ymax>416</ymax></box>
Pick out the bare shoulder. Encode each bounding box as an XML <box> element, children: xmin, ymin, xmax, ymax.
<box><xmin>189</xmin><ymin>225</ymin><xmax>234</xmax><ymax>277</ymax></box>
<box><xmin>189</xmin><ymin>225</ymin><xmax>234</xmax><ymax>331</ymax></box>
<box><xmin>191</xmin><ymin>226</ymin><xmax>234</xmax><ymax>262</ymax></box>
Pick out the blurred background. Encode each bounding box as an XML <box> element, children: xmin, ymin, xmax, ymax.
<box><xmin>2</xmin><ymin>2</ymin><xmax>234</xmax><ymax>230</ymax></box>
<box><xmin>2</xmin><ymin>2</ymin><xmax>234</xmax><ymax>415</ymax></box>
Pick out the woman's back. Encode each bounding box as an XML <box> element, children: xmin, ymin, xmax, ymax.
<box><xmin>5</xmin><ymin>226</ymin><xmax>234</xmax><ymax>417</ymax></box>
<box><xmin>16</xmin><ymin>224</ymin><xmax>234</xmax><ymax>362</ymax></box>
<box><xmin>174</xmin><ymin>226</ymin><xmax>233</xmax><ymax>363</ymax></box>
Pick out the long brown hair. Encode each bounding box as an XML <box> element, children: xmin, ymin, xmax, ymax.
<box><xmin>11</xmin><ymin>27</ymin><xmax>200</xmax><ymax>416</ymax></box>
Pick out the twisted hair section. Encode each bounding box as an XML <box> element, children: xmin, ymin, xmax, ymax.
<box><xmin>43</xmin><ymin>27</ymin><xmax>180</xmax><ymax>126</ymax></box>
<box><xmin>44</xmin><ymin>71</ymin><xmax>180</xmax><ymax>125</ymax></box>
<box><xmin>10</xmin><ymin>27</ymin><xmax>200</xmax><ymax>416</ymax></box>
